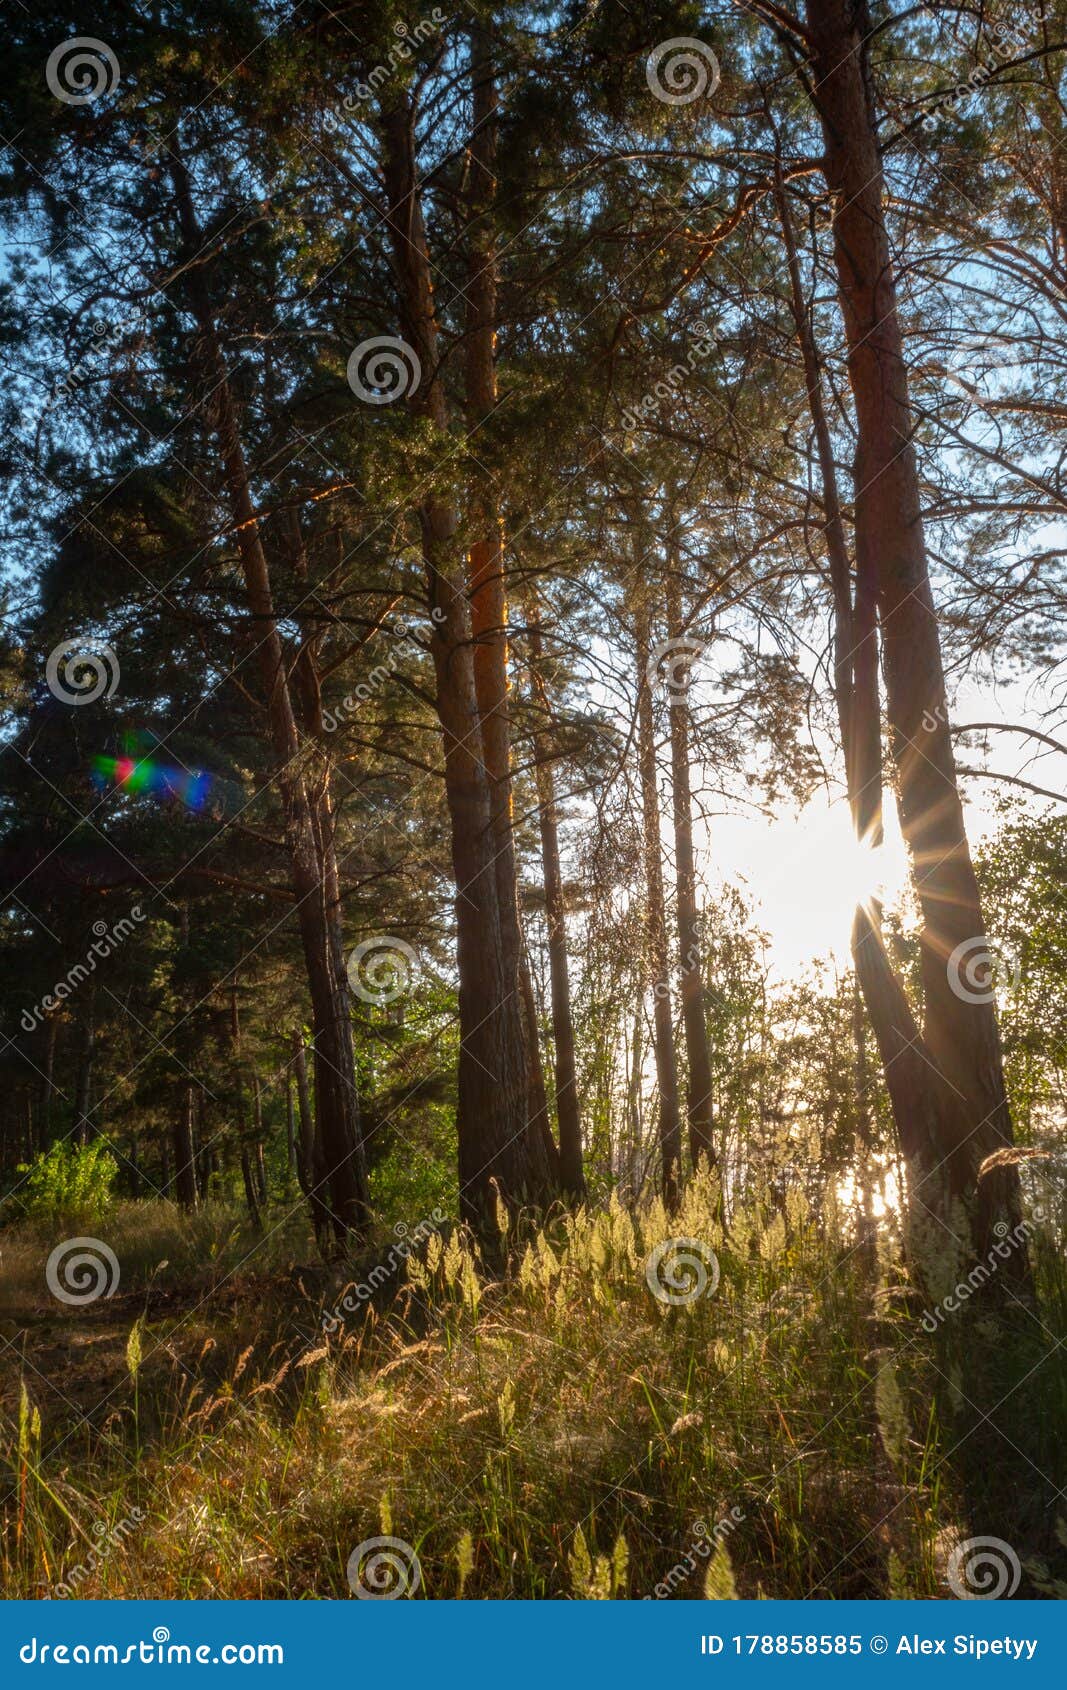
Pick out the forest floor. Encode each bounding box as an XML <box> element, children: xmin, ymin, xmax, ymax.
<box><xmin>1</xmin><ymin>1184</ymin><xmax>1063</xmax><ymax>1599</ymax></box>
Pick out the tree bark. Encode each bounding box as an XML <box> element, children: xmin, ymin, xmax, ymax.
<box><xmin>625</xmin><ymin>990</ymin><xmax>646</xmax><ymax>1199</ymax></box>
<box><xmin>285</xmin><ymin>1070</ymin><xmax>296</xmax><ymax>1175</ymax></box>
<box><xmin>230</xmin><ymin>982</ymin><xmax>261</xmax><ymax>1231</ymax></box>
<box><xmin>71</xmin><ymin>984</ymin><xmax>95</xmax><ymax>1146</ymax></box>
<box><xmin>665</xmin><ymin>557</ymin><xmax>716</xmax><ymax>1174</ymax></box>
<box><xmin>634</xmin><ymin>597</ymin><xmax>683</xmax><ymax>1209</ymax></box>
<box><xmin>252</xmin><ymin>1074</ymin><xmax>268</xmax><ymax>1204</ymax></box>
<box><xmin>169</xmin><ymin>150</ymin><xmax>368</xmax><ymax>1246</ymax></box>
<box><xmin>173</xmin><ymin>1083</ymin><xmax>199</xmax><ymax>1211</ymax></box>
<box><xmin>39</xmin><ymin>1014</ymin><xmax>57</xmax><ymax>1153</ymax></box>
<box><xmin>527</xmin><ymin>614</ymin><xmax>585</xmax><ymax>1198</ymax></box>
<box><xmin>377</xmin><ymin>93</ymin><xmax>547</xmax><ymax>1238</ymax></box>
<box><xmin>803</xmin><ymin>0</ymin><xmax>1024</xmax><ymax>1275</ymax></box>
<box><xmin>463</xmin><ymin>27</ymin><xmax>557</xmax><ymax>1194</ymax></box>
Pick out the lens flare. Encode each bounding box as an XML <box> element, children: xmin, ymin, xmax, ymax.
<box><xmin>91</xmin><ymin>749</ymin><xmax>211</xmax><ymax>811</ymax></box>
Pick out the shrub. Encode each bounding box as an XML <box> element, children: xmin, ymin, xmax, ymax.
<box><xmin>13</xmin><ymin>1140</ymin><xmax>118</xmax><ymax>1223</ymax></box>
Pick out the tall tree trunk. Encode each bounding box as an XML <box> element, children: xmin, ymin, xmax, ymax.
<box><xmin>71</xmin><ymin>984</ymin><xmax>95</xmax><ymax>1146</ymax></box>
<box><xmin>527</xmin><ymin>615</ymin><xmax>585</xmax><ymax>1199</ymax></box>
<box><xmin>463</xmin><ymin>27</ymin><xmax>557</xmax><ymax>1194</ymax></box>
<box><xmin>852</xmin><ymin>974</ymin><xmax>876</xmax><ymax>1274</ymax></box>
<box><xmin>39</xmin><ymin>1014</ymin><xmax>57</xmax><ymax>1152</ymax></box>
<box><xmin>290</xmin><ymin>1029</ymin><xmax>315</xmax><ymax>1186</ymax></box>
<box><xmin>286</xmin><ymin>1070</ymin><xmax>296</xmax><ymax>1175</ymax></box>
<box><xmin>626</xmin><ymin>990</ymin><xmax>646</xmax><ymax>1199</ymax></box>
<box><xmin>196</xmin><ymin>1088</ymin><xmax>213</xmax><ymax>1201</ymax></box>
<box><xmin>634</xmin><ymin>598</ymin><xmax>682</xmax><ymax>1209</ymax></box>
<box><xmin>518</xmin><ymin>947</ymin><xmax>559</xmax><ymax>1182</ymax></box>
<box><xmin>803</xmin><ymin>0</ymin><xmax>1024</xmax><ymax>1276</ymax></box>
<box><xmin>230</xmin><ymin>982</ymin><xmax>261</xmax><ymax>1232</ymax></box>
<box><xmin>773</xmin><ymin>166</ymin><xmax>880</xmax><ymax>841</ymax></box>
<box><xmin>377</xmin><ymin>95</ymin><xmax>545</xmax><ymax>1238</ymax></box>
<box><xmin>664</xmin><ymin>557</ymin><xmax>716</xmax><ymax>1174</ymax></box>
<box><xmin>774</xmin><ymin>150</ymin><xmax>945</xmax><ymax>1240</ymax></box>
<box><xmin>173</xmin><ymin>1083</ymin><xmax>199</xmax><ymax>1212</ymax></box>
<box><xmin>169</xmin><ymin>151</ymin><xmax>368</xmax><ymax>1246</ymax></box>
<box><xmin>240</xmin><ymin>1146</ymin><xmax>262</xmax><ymax>1232</ymax></box>
<box><xmin>252</xmin><ymin>1074</ymin><xmax>268</xmax><ymax>1204</ymax></box>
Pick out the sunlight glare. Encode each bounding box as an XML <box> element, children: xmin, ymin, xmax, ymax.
<box><xmin>706</xmin><ymin>796</ymin><xmax>912</xmax><ymax>973</ymax></box>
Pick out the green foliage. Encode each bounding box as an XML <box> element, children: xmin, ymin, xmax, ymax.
<box><xmin>366</xmin><ymin>1102</ymin><xmax>457</xmax><ymax>1223</ymax></box>
<box><xmin>12</xmin><ymin>1175</ymin><xmax>1064</xmax><ymax>1598</ymax></box>
<box><xmin>12</xmin><ymin>1141</ymin><xmax>117</xmax><ymax>1223</ymax></box>
<box><xmin>976</xmin><ymin>805</ymin><xmax>1067</xmax><ymax>1143</ymax></box>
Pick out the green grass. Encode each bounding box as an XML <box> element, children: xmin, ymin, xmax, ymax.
<box><xmin>1</xmin><ymin>1178</ymin><xmax>1062</xmax><ymax>1599</ymax></box>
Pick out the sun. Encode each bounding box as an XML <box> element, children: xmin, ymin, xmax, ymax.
<box><xmin>708</xmin><ymin>796</ymin><xmax>911</xmax><ymax>972</ymax></box>
<box><xmin>825</xmin><ymin>829</ymin><xmax>889</xmax><ymax>918</ymax></box>
<box><xmin>795</xmin><ymin>804</ymin><xmax>911</xmax><ymax>961</ymax></box>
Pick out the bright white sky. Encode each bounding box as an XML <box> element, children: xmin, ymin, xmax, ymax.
<box><xmin>697</xmin><ymin>671</ymin><xmax>1066</xmax><ymax>979</ymax></box>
